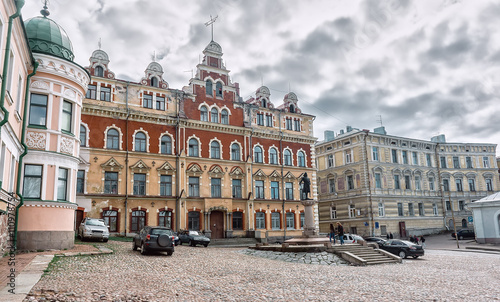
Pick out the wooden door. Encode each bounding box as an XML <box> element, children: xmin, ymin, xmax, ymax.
<box><xmin>399</xmin><ymin>221</ymin><xmax>406</xmax><ymax>238</ymax></box>
<box><xmin>210</xmin><ymin>211</ymin><xmax>224</xmax><ymax>239</ymax></box>
<box><xmin>75</xmin><ymin>210</ymin><xmax>84</xmax><ymax>231</ymax></box>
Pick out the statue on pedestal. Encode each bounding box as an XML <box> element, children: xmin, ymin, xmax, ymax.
<box><xmin>299</xmin><ymin>172</ymin><xmax>311</xmax><ymax>200</ymax></box>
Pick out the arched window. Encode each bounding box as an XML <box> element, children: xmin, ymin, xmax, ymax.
<box><xmin>211</xmin><ymin>108</ymin><xmax>218</xmax><ymax>123</ymax></box>
<box><xmin>210</xmin><ymin>141</ymin><xmax>220</xmax><ymax>159</ymax></box>
<box><xmin>221</xmin><ymin>109</ymin><xmax>229</xmax><ymax>124</ymax></box>
<box><xmin>231</xmin><ymin>143</ymin><xmax>240</xmax><ymax>161</ymax></box>
<box><xmin>135</xmin><ymin>132</ymin><xmax>147</xmax><ymax>152</ymax></box>
<box><xmin>269</xmin><ymin>148</ymin><xmax>278</xmax><ymax>165</ymax></box>
<box><xmin>290</xmin><ymin>104</ymin><xmax>295</xmax><ymax>113</ymax></box>
<box><xmin>103</xmin><ymin>210</ymin><xmax>118</xmax><ymax>232</ymax></box>
<box><xmin>188</xmin><ymin>211</ymin><xmax>200</xmax><ymax>230</ymax></box>
<box><xmin>95</xmin><ymin>66</ymin><xmax>104</xmax><ymax>77</ymax></box>
<box><xmin>151</xmin><ymin>77</ymin><xmax>158</xmax><ymax>87</ymax></box>
<box><xmin>254</xmin><ymin>146</ymin><xmax>263</xmax><ymax>163</ymax></box>
<box><xmin>161</xmin><ymin>135</ymin><xmax>172</xmax><ymax>154</ymax></box>
<box><xmin>298</xmin><ymin>151</ymin><xmax>306</xmax><ymax>167</ymax></box>
<box><xmin>206</xmin><ymin>80</ymin><xmax>213</xmax><ymax>96</ymax></box>
<box><xmin>200</xmin><ymin>106</ymin><xmax>208</xmax><ymax>122</ymax></box>
<box><xmin>262</xmin><ymin>99</ymin><xmax>267</xmax><ymax>108</ymax></box>
<box><xmin>188</xmin><ymin>138</ymin><xmax>199</xmax><ymax>157</ymax></box>
<box><xmin>216</xmin><ymin>82</ymin><xmax>223</xmax><ymax>97</ymax></box>
<box><xmin>159</xmin><ymin>210</ymin><xmax>172</xmax><ymax>228</ymax></box>
<box><xmin>131</xmin><ymin>210</ymin><xmax>146</xmax><ymax>232</ymax></box>
<box><xmin>284</xmin><ymin>149</ymin><xmax>292</xmax><ymax>166</ymax></box>
<box><xmin>461</xmin><ymin>219</ymin><xmax>467</xmax><ymax>228</ymax></box>
<box><xmin>80</xmin><ymin>125</ymin><xmax>87</xmax><ymax>147</ymax></box>
<box><xmin>107</xmin><ymin>129</ymin><xmax>119</xmax><ymax>150</ymax></box>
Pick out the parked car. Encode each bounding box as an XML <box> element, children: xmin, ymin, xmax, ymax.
<box><xmin>341</xmin><ymin>233</ymin><xmax>362</xmax><ymax>244</ymax></box>
<box><xmin>379</xmin><ymin>239</ymin><xmax>424</xmax><ymax>259</ymax></box>
<box><xmin>133</xmin><ymin>226</ymin><xmax>174</xmax><ymax>255</ymax></box>
<box><xmin>78</xmin><ymin>218</ymin><xmax>109</xmax><ymax>242</ymax></box>
<box><xmin>173</xmin><ymin>232</ymin><xmax>180</xmax><ymax>246</ymax></box>
<box><xmin>364</xmin><ymin>237</ymin><xmax>387</xmax><ymax>246</ymax></box>
<box><xmin>178</xmin><ymin>230</ymin><xmax>210</xmax><ymax>247</ymax></box>
<box><xmin>452</xmin><ymin>229</ymin><xmax>475</xmax><ymax>240</ymax></box>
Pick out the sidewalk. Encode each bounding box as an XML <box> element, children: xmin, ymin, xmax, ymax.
<box><xmin>419</xmin><ymin>232</ymin><xmax>500</xmax><ymax>254</ymax></box>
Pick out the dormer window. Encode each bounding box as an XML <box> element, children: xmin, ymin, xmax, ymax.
<box><xmin>200</xmin><ymin>106</ymin><xmax>208</xmax><ymax>122</ymax></box>
<box><xmin>216</xmin><ymin>82</ymin><xmax>223</xmax><ymax>98</ymax></box>
<box><xmin>262</xmin><ymin>99</ymin><xmax>267</xmax><ymax>108</ymax></box>
<box><xmin>290</xmin><ymin>104</ymin><xmax>295</xmax><ymax>113</ymax></box>
<box><xmin>95</xmin><ymin>66</ymin><xmax>104</xmax><ymax>77</ymax></box>
<box><xmin>206</xmin><ymin>80</ymin><xmax>213</xmax><ymax>96</ymax></box>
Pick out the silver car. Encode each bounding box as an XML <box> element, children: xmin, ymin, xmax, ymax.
<box><xmin>78</xmin><ymin>218</ymin><xmax>109</xmax><ymax>242</ymax></box>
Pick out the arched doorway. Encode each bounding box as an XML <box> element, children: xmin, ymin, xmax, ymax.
<box><xmin>210</xmin><ymin>211</ymin><xmax>224</xmax><ymax>239</ymax></box>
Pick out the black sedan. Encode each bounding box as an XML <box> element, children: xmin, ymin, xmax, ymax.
<box><xmin>363</xmin><ymin>237</ymin><xmax>387</xmax><ymax>246</ymax></box>
<box><xmin>178</xmin><ymin>230</ymin><xmax>210</xmax><ymax>247</ymax></box>
<box><xmin>379</xmin><ymin>239</ymin><xmax>424</xmax><ymax>259</ymax></box>
<box><xmin>133</xmin><ymin>226</ymin><xmax>174</xmax><ymax>256</ymax></box>
<box><xmin>452</xmin><ymin>229</ymin><xmax>475</xmax><ymax>240</ymax></box>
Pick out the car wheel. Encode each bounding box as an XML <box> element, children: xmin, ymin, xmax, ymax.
<box><xmin>141</xmin><ymin>243</ymin><xmax>147</xmax><ymax>255</ymax></box>
<box><xmin>398</xmin><ymin>251</ymin><xmax>406</xmax><ymax>259</ymax></box>
<box><xmin>459</xmin><ymin>236</ymin><xmax>464</xmax><ymax>240</ymax></box>
<box><xmin>412</xmin><ymin>256</ymin><xmax>419</xmax><ymax>259</ymax></box>
<box><xmin>189</xmin><ymin>239</ymin><xmax>193</xmax><ymax>246</ymax></box>
<box><xmin>103</xmin><ymin>238</ymin><xmax>108</xmax><ymax>243</ymax></box>
<box><xmin>132</xmin><ymin>241</ymin><xmax>138</xmax><ymax>251</ymax></box>
<box><xmin>167</xmin><ymin>251</ymin><xmax>173</xmax><ymax>256</ymax></box>
<box><xmin>204</xmin><ymin>243</ymin><xmax>208</xmax><ymax>247</ymax></box>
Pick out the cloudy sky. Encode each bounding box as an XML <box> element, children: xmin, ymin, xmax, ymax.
<box><xmin>22</xmin><ymin>0</ymin><xmax>500</xmax><ymax>154</ymax></box>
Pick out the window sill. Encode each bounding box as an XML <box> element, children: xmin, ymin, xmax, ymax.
<box><xmin>28</xmin><ymin>125</ymin><xmax>47</xmax><ymax>130</ymax></box>
<box><xmin>62</xmin><ymin>130</ymin><xmax>74</xmax><ymax>137</ymax></box>
<box><xmin>14</xmin><ymin>110</ymin><xmax>22</xmax><ymax>122</ymax></box>
<box><xmin>5</xmin><ymin>91</ymin><xmax>13</xmax><ymax>106</ymax></box>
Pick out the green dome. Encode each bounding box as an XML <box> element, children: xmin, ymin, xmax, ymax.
<box><xmin>24</xmin><ymin>16</ymin><xmax>74</xmax><ymax>61</ymax></box>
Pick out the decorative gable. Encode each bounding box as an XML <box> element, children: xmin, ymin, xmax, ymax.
<box><xmin>157</xmin><ymin>161</ymin><xmax>175</xmax><ymax>174</ymax></box>
<box><xmin>269</xmin><ymin>170</ymin><xmax>281</xmax><ymax>179</ymax></box>
<box><xmin>208</xmin><ymin>165</ymin><xmax>224</xmax><ymax>176</ymax></box>
<box><xmin>186</xmin><ymin>163</ymin><xmax>203</xmax><ymax>175</ymax></box>
<box><xmin>229</xmin><ymin>166</ymin><xmax>245</xmax><ymax>177</ymax></box>
<box><xmin>253</xmin><ymin>169</ymin><xmax>267</xmax><ymax>179</ymax></box>
<box><xmin>100</xmin><ymin>157</ymin><xmax>123</xmax><ymax>170</ymax></box>
<box><xmin>130</xmin><ymin>159</ymin><xmax>150</xmax><ymax>171</ymax></box>
<box><xmin>284</xmin><ymin>172</ymin><xmax>297</xmax><ymax>180</ymax></box>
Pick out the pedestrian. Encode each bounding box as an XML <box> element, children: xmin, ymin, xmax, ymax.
<box><xmin>414</xmin><ymin>235</ymin><xmax>419</xmax><ymax>244</ymax></box>
<box><xmin>329</xmin><ymin>223</ymin><xmax>336</xmax><ymax>244</ymax></box>
<box><xmin>386</xmin><ymin>233</ymin><xmax>390</xmax><ymax>240</ymax></box>
<box><xmin>337</xmin><ymin>222</ymin><xmax>344</xmax><ymax>245</ymax></box>
<box><xmin>389</xmin><ymin>232</ymin><xmax>393</xmax><ymax>239</ymax></box>
<box><xmin>409</xmin><ymin>235</ymin><xmax>414</xmax><ymax>243</ymax></box>
<box><xmin>420</xmin><ymin>235</ymin><xmax>426</xmax><ymax>248</ymax></box>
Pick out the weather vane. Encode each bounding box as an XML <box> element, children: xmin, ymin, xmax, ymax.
<box><xmin>98</xmin><ymin>38</ymin><xmax>101</xmax><ymax>50</ymax></box>
<box><xmin>204</xmin><ymin>15</ymin><xmax>218</xmax><ymax>41</ymax></box>
<box><xmin>40</xmin><ymin>0</ymin><xmax>50</xmax><ymax>17</ymax></box>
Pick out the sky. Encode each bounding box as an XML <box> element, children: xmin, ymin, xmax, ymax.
<box><xmin>22</xmin><ymin>0</ymin><xmax>500</xmax><ymax>155</ymax></box>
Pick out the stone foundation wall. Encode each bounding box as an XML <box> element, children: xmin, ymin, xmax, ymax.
<box><xmin>17</xmin><ymin>231</ymin><xmax>74</xmax><ymax>251</ymax></box>
<box><xmin>0</xmin><ymin>214</ymin><xmax>8</xmax><ymax>252</ymax></box>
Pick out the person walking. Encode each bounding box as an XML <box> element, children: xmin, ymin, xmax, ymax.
<box><xmin>329</xmin><ymin>223</ymin><xmax>336</xmax><ymax>244</ymax></box>
<box><xmin>420</xmin><ymin>235</ymin><xmax>426</xmax><ymax>248</ymax></box>
<box><xmin>337</xmin><ymin>222</ymin><xmax>344</xmax><ymax>245</ymax></box>
<box><xmin>414</xmin><ymin>235</ymin><xmax>419</xmax><ymax>245</ymax></box>
<box><xmin>389</xmin><ymin>232</ymin><xmax>393</xmax><ymax>239</ymax></box>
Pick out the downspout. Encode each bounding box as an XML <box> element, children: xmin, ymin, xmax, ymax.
<box><xmin>0</xmin><ymin>0</ymin><xmax>26</xmax><ymax>190</ymax></box>
<box><xmin>435</xmin><ymin>143</ymin><xmax>446</xmax><ymax>229</ymax></box>
<box><xmin>175</xmin><ymin>90</ymin><xmax>181</xmax><ymax>231</ymax></box>
<box><xmin>279</xmin><ymin>111</ymin><xmax>285</xmax><ymax>241</ymax></box>
<box><xmin>13</xmin><ymin>60</ymin><xmax>38</xmax><ymax>249</ymax></box>
<box><xmin>124</xmin><ymin>81</ymin><xmax>130</xmax><ymax>236</ymax></box>
<box><xmin>363</xmin><ymin>130</ymin><xmax>374</xmax><ymax>236</ymax></box>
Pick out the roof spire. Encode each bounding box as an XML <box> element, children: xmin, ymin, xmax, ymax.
<box><xmin>204</xmin><ymin>15</ymin><xmax>218</xmax><ymax>41</ymax></box>
<box><xmin>40</xmin><ymin>0</ymin><xmax>50</xmax><ymax>18</ymax></box>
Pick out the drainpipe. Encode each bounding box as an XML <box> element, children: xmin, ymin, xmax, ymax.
<box><xmin>435</xmin><ymin>143</ymin><xmax>446</xmax><ymax>229</ymax></box>
<box><xmin>124</xmin><ymin>82</ymin><xmax>130</xmax><ymax>236</ymax></box>
<box><xmin>175</xmin><ymin>90</ymin><xmax>182</xmax><ymax>231</ymax></box>
<box><xmin>13</xmin><ymin>60</ymin><xmax>38</xmax><ymax>249</ymax></box>
<box><xmin>279</xmin><ymin>111</ymin><xmax>286</xmax><ymax>242</ymax></box>
<box><xmin>0</xmin><ymin>0</ymin><xmax>26</xmax><ymax>189</ymax></box>
<box><xmin>362</xmin><ymin>130</ymin><xmax>374</xmax><ymax>236</ymax></box>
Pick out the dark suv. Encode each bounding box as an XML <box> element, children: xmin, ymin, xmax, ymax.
<box><xmin>133</xmin><ymin>226</ymin><xmax>174</xmax><ymax>256</ymax></box>
<box><xmin>452</xmin><ymin>229</ymin><xmax>475</xmax><ymax>240</ymax></box>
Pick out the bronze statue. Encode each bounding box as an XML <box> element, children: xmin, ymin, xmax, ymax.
<box><xmin>299</xmin><ymin>172</ymin><xmax>311</xmax><ymax>200</ymax></box>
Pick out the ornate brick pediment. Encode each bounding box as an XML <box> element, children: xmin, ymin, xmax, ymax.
<box><xmin>269</xmin><ymin>170</ymin><xmax>281</xmax><ymax>179</ymax></box>
<box><xmin>208</xmin><ymin>165</ymin><xmax>224</xmax><ymax>176</ymax></box>
<box><xmin>186</xmin><ymin>163</ymin><xmax>203</xmax><ymax>175</ymax></box>
<box><xmin>130</xmin><ymin>159</ymin><xmax>150</xmax><ymax>171</ymax></box>
<box><xmin>101</xmin><ymin>158</ymin><xmax>123</xmax><ymax>170</ymax></box>
<box><xmin>229</xmin><ymin>166</ymin><xmax>245</xmax><ymax>177</ymax></box>
<box><xmin>253</xmin><ymin>169</ymin><xmax>267</xmax><ymax>179</ymax></box>
<box><xmin>284</xmin><ymin>172</ymin><xmax>296</xmax><ymax>180</ymax></box>
<box><xmin>157</xmin><ymin>161</ymin><xmax>175</xmax><ymax>173</ymax></box>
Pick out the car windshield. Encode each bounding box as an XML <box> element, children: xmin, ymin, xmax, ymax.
<box><xmin>151</xmin><ymin>229</ymin><xmax>172</xmax><ymax>236</ymax></box>
<box><xmin>189</xmin><ymin>231</ymin><xmax>200</xmax><ymax>236</ymax></box>
<box><xmin>86</xmin><ymin>219</ymin><xmax>105</xmax><ymax>226</ymax></box>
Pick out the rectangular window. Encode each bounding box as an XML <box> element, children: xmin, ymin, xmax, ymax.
<box><xmin>453</xmin><ymin>156</ymin><xmax>460</xmax><ymax>169</ymax></box>
<box><xmin>6</xmin><ymin>51</ymin><xmax>13</xmax><ymax>92</ymax></box>
<box><xmin>412</xmin><ymin>152</ymin><xmax>418</xmax><ymax>165</ymax></box>
<box><xmin>156</xmin><ymin>96</ymin><xmax>165</xmax><ymax>110</ymax></box>
<box><xmin>293</xmin><ymin>119</ymin><xmax>300</xmax><ymax>131</ymax></box>
<box><xmin>160</xmin><ymin>175</ymin><xmax>172</xmax><ymax>196</ymax></box>
<box><xmin>255</xmin><ymin>212</ymin><xmax>265</xmax><ymax>229</ymax></box>
<box><xmin>402</xmin><ymin>151</ymin><xmax>408</xmax><ymax>164</ymax></box>
<box><xmin>397</xmin><ymin>203</ymin><xmax>403</xmax><ymax>216</ymax></box>
<box><xmin>189</xmin><ymin>177</ymin><xmax>200</xmax><ymax>197</ymax></box>
<box><xmin>426</xmin><ymin>154</ymin><xmax>432</xmax><ymax>167</ymax></box>
<box><xmin>100</xmin><ymin>87</ymin><xmax>111</xmax><ymax>102</ymax></box>
<box><xmin>8</xmin><ymin>156</ymin><xmax>16</xmax><ymax>192</ymax></box>
<box><xmin>483</xmin><ymin>156</ymin><xmax>490</xmax><ymax>168</ymax></box>
<box><xmin>418</xmin><ymin>203</ymin><xmax>424</xmax><ymax>216</ymax></box>
<box><xmin>271</xmin><ymin>212</ymin><xmax>280</xmax><ymax>230</ymax></box>
<box><xmin>104</xmin><ymin>172</ymin><xmax>118</xmax><ymax>194</ymax></box>
<box><xmin>285</xmin><ymin>118</ymin><xmax>292</xmax><ymax>130</ymax></box>
<box><xmin>392</xmin><ymin>149</ymin><xmax>398</xmax><ymax>163</ymax></box>
<box><xmin>459</xmin><ymin>200</ymin><xmax>465</xmax><ymax>211</ymax></box>
<box><xmin>286</xmin><ymin>212</ymin><xmax>294</xmax><ymax>229</ymax></box>
<box><xmin>349</xmin><ymin>204</ymin><xmax>356</xmax><ymax>218</ymax></box>
<box><xmin>378</xmin><ymin>203</ymin><xmax>384</xmax><ymax>217</ymax></box>
<box><xmin>143</xmin><ymin>94</ymin><xmax>152</xmax><ymax>108</ymax></box>
<box><xmin>429</xmin><ymin>177</ymin><xmax>435</xmax><ymax>191</ymax></box>
<box><xmin>443</xmin><ymin>179</ymin><xmax>450</xmax><ymax>192</ymax></box>
<box><xmin>408</xmin><ymin>203</ymin><xmax>414</xmax><ymax>216</ymax></box>
<box><xmin>0</xmin><ymin>143</ymin><xmax>5</xmax><ymax>183</ymax></box>
<box><xmin>466</xmin><ymin>156</ymin><xmax>473</xmax><ymax>169</ymax></box>
<box><xmin>271</xmin><ymin>181</ymin><xmax>279</xmax><ymax>199</ymax></box>
<box><xmin>76</xmin><ymin>170</ymin><xmax>85</xmax><ymax>194</ymax></box>
<box><xmin>211</xmin><ymin>178</ymin><xmax>221</xmax><ymax>198</ymax></box>
<box><xmin>486</xmin><ymin>178</ymin><xmax>493</xmax><ymax>191</ymax></box>
<box><xmin>329</xmin><ymin>178</ymin><xmax>335</xmax><ymax>193</ymax></box>
<box><xmin>86</xmin><ymin>84</ymin><xmax>97</xmax><ymax>99</ymax></box>
<box><xmin>372</xmin><ymin>147</ymin><xmax>379</xmax><ymax>161</ymax></box>
<box><xmin>347</xmin><ymin>175</ymin><xmax>354</xmax><ymax>190</ymax></box>
<box><xmin>468</xmin><ymin>179</ymin><xmax>475</xmax><ymax>192</ymax></box>
<box><xmin>456</xmin><ymin>179</ymin><xmax>463</xmax><ymax>192</ymax></box>
<box><xmin>23</xmin><ymin>164</ymin><xmax>43</xmax><ymax>199</ymax></box>
<box><xmin>62</xmin><ymin>100</ymin><xmax>72</xmax><ymax>133</ymax></box>
<box><xmin>232</xmin><ymin>212</ymin><xmax>243</xmax><ymax>230</ymax></box>
<box><xmin>255</xmin><ymin>180</ymin><xmax>264</xmax><ymax>199</ymax></box>
<box><xmin>300</xmin><ymin>213</ymin><xmax>305</xmax><ymax>229</ymax></box>
<box><xmin>328</xmin><ymin>154</ymin><xmax>334</xmax><ymax>168</ymax></box>
<box><xmin>29</xmin><ymin>94</ymin><xmax>48</xmax><ymax>126</ymax></box>
<box><xmin>440</xmin><ymin>156</ymin><xmax>447</xmax><ymax>168</ymax></box>
<box><xmin>446</xmin><ymin>200</ymin><xmax>451</xmax><ymax>211</ymax></box>
<box><xmin>285</xmin><ymin>182</ymin><xmax>293</xmax><ymax>200</ymax></box>
<box><xmin>433</xmin><ymin>203</ymin><xmax>438</xmax><ymax>216</ymax></box>
<box><xmin>375</xmin><ymin>173</ymin><xmax>382</xmax><ymax>189</ymax></box>
<box><xmin>16</xmin><ymin>75</ymin><xmax>23</xmax><ymax>112</ymax></box>
<box><xmin>57</xmin><ymin>168</ymin><xmax>68</xmax><ymax>201</ymax></box>
<box><xmin>415</xmin><ymin>176</ymin><xmax>421</xmax><ymax>190</ymax></box>
<box><xmin>330</xmin><ymin>206</ymin><xmax>337</xmax><ymax>219</ymax></box>
<box><xmin>394</xmin><ymin>175</ymin><xmax>400</xmax><ymax>190</ymax></box>
<box><xmin>266</xmin><ymin>114</ymin><xmax>273</xmax><ymax>127</ymax></box>
<box><xmin>405</xmin><ymin>175</ymin><xmax>411</xmax><ymax>190</ymax></box>
<box><xmin>257</xmin><ymin>113</ymin><xmax>264</xmax><ymax>126</ymax></box>
<box><xmin>133</xmin><ymin>173</ymin><xmax>146</xmax><ymax>195</ymax></box>
<box><xmin>345</xmin><ymin>150</ymin><xmax>352</xmax><ymax>164</ymax></box>
<box><xmin>232</xmin><ymin>179</ymin><xmax>242</xmax><ymax>198</ymax></box>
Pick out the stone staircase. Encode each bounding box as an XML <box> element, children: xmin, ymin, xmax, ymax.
<box><xmin>329</xmin><ymin>244</ymin><xmax>401</xmax><ymax>266</ymax></box>
<box><xmin>209</xmin><ymin>237</ymin><xmax>260</xmax><ymax>247</ymax></box>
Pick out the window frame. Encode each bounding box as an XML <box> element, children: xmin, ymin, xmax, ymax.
<box><xmin>232</xmin><ymin>179</ymin><xmax>242</xmax><ymax>198</ymax></box>
<box><xmin>57</xmin><ymin>168</ymin><xmax>69</xmax><ymax>201</ymax></box>
<box><xmin>134</xmin><ymin>132</ymin><xmax>147</xmax><ymax>152</ymax></box>
<box><xmin>298</xmin><ymin>151</ymin><xmax>306</xmax><ymax>167</ymax></box>
<box><xmin>270</xmin><ymin>181</ymin><xmax>279</xmax><ymax>200</ymax></box>
<box><xmin>143</xmin><ymin>94</ymin><xmax>153</xmax><ymax>109</ymax></box>
<box><xmin>28</xmin><ymin>93</ymin><xmax>48</xmax><ymax>127</ymax></box>
<box><xmin>254</xmin><ymin>146</ymin><xmax>263</xmax><ymax>163</ymax></box>
<box><xmin>86</xmin><ymin>84</ymin><xmax>97</xmax><ymax>99</ymax></box>
<box><xmin>160</xmin><ymin>175</ymin><xmax>172</xmax><ymax>196</ymax></box>
<box><xmin>100</xmin><ymin>86</ymin><xmax>111</xmax><ymax>102</ymax></box>
<box><xmin>104</xmin><ymin>171</ymin><xmax>118</xmax><ymax>194</ymax></box>
<box><xmin>106</xmin><ymin>129</ymin><xmax>120</xmax><ymax>150</ymax></box>
<box><xmin>285</xmin><ymin>182</ymin><xmax>293</xmax><ymax>200</ymax></box>
<box><xmin>210</xmin><ymin>141</ymin><xmax>221</xmax><ymax>159</ymax></box>
<box><xmin>188</xmin><ymin>177</ymin><xmax>200</xmax><ymax>197</ymax></box>
<box><xmin>231</xmin><ymin>143</ymin><xmax>240</xmax><ymax>161</ymax></box>
<box><xmin>211</xmin><ymin>178</ymin><xmax>222</xmax><ymax>198</ymax></box>
<box><xmin>200</xmin><ymin>106</ymin><xmax>208</xmax><ymax>121</ymax></box>
<box><xmin>156</xmin><ymin>96</ymin><xmax>165</xmax><ymax>111</ymax></box>
<box><xmin>160</xmin><ymin>135</ymin><xmax>172</xmax><ymax>155</ymax></box>
<box><xmin>188</xmin><ymin>138</ymin><xmax>199</xmax><ymax>157</ymax></box>
<box><xmin>284</xmin><ymin>149</ymin><xmax>292</xmax><ymax>166</ymax></box>
<box><xmin>211</xmin><ymin>108</ymin><xmax>219</xmax><ymax>123</ymax></box>
<box><xmin>23</xmin><ymin>164</ymin><xmax>43</xmax><ymax>199</ymax></box>
<box><xmin>76</xmin><ymin>170</ymin><xmax>85</xmax><ymax>194</ymax></box>
<box><xmin>255</xmin><ymin>180</ymin><xmax>264</xmax><ymax>199</ymax></box>
<box><xmin>61</xmin><ymin>100</ymin><xmax>73</xmax><ymax>133</ymax></box>
<box><xmin>133</xmin><ymin>173</ymin><xmax>146</xmax><ymax>196</ymax></box>
<box><xmin>221</xmin><ymin>109</ymin><xmax>229</xmax><ymax>124</ymax></box>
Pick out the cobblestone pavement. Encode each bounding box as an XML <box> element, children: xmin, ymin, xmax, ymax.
<box><xmin>239</xmin><ymin>249</ymin><xmax>349</xmax><ymax>265</ymax></box>
<box><xmin>20</xmin><ymin>241</ymin><xmax>500</xmax><ymax>301</ymax></box>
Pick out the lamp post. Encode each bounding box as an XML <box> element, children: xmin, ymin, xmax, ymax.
<box><xmin>444</xmin><ymin>184</ymin><xmax>460</xmax><ymax>249</ymax></box>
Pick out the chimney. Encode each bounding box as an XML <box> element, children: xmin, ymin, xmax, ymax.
<box><xmin>339</xmin><ymin>129</ymin><xmax>344</xmax><ymax>135</ymax></box>
<box><xmin>374</xmin><ymin>126</ymin><xmax>387</xmax><ymax>135</ymax></box>
<box><xmin>324</xmin><ymin>130</ymin><xmax>335</xmax><ymax>142</ymax></box>
<box><xmin>346</xmin><ymin>125</ymin><xmax>353</xmax><ymax>132</ymax></box>
<box><xmin>431</xmin><ymin>134</ymin><xmax>446</xmax><ymax>143</ymax></box>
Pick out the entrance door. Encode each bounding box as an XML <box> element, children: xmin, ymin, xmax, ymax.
<box><xmin>399</xmin><ymin>221</ymin><xmax>406</xmax><ymax>238</ymax></box>
<box><xmin>75</xmin><ymin>209</ymin><xmax>84</xmax><ymax>231</ymax></box>
<box><xmin>210</xmin><ymin>211</ymin><xmax>224</xmax><ymax>239</ymax></box>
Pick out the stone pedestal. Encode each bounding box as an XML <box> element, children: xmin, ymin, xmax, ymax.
<box><xmin>301</xmin><ymin>199</ymin><xmax>318</xmax><ymax>238</ymax></box>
